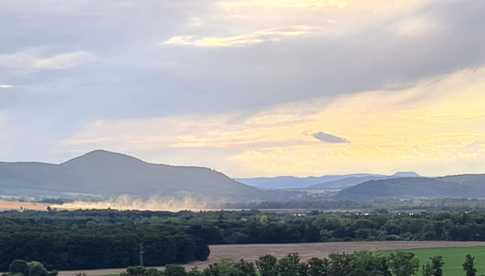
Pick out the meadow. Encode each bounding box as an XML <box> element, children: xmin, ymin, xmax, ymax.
<box><xmin>393</xmin><ymin>246</ymin><xmax>485</xmax><ymax>276</ymax></box>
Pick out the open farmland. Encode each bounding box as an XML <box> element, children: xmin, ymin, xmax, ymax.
<box><xmin>395</xmin><ymin>246</ymin><xmax>485</xmax><ymax>276</ymax></box>
<box><xmin>60</xmin><ymin>241</ymin><xmax>485</xmax><ymax>276</ymax></box>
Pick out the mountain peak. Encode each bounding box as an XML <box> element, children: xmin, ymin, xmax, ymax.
<box><xmin>61</xmin><ymin>149</ymin><xmax>145</xmax><ymax>167</ymax></box>
<box><xmin>391</xmin><ymin>171</ymin><xmax>420</xmax><ymax>178</ymax></box>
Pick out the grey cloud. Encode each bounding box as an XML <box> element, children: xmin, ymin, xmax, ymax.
<box><xmin>312</xmin><ymin>132</ymin><xmax>350</xmax><ymax>144</ymax></box>
<box><xmin>0</xmin><ymin>0</ymin><xmax>484</xmax><ymax>161</ymax></box>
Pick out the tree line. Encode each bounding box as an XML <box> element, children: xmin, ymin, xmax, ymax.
<box><xmin>3</xmin><ymin>252</ymin><xmax>481</xmax><ymax>276</ymax></box>
<box><xmin>119</xmin><ymin>251</ymin><xmax>480</xmax><ymax>276</ymax></box>
<box><xmin>0</xmin><ymin>210</ymin><xmax>210</xmax><ymax>271</ymax></box>
<box><xmin>3</xmin><ymin>209</ymin><xmax>485</xmax><ymax>270</ymax></box>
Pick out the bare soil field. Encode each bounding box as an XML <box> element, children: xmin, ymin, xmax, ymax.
<box><xmin>60</xmin><ymin>241</ymin><xmax>485</xmax><ymax>276</ymax></box>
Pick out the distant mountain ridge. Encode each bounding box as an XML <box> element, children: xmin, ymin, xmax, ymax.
<box><xmin>336</xmin><ymin>174</ymin><xmax>485</xmax><ymax>201</ymax></box>
<box><xmin>238</xmin><ymin>172</ymin><xmax>420</xmax><ymax>190</ymax></box>
<box><xmin>0</xmin><ymin>150</ymin><xmax>261</xmax><ymax>202</ymax></box>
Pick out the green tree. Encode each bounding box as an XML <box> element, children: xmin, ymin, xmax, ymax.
<box><xmin>430</xmin><ymin>256</ymin><xmax>444</xmax><ymax>276</ymax></box>
<box><xmin>202</xmin><ymin>260</ymin><xmax>239</xmax><ymax>276</ymax></box>
<box><xmin>277</xmin><ymin>253</ymin><xmax>307</xmax><ymax>276</ymax></box>
<box><xmin>389</xmin><ymin>252</ymin><xmax>419</xmax><ymax>276</ymax></box>
<box><xmin>256</xmin><ymin>255</ymin><xmax>278</xmax><ymax>276</ymax></box>
<box><xmin>9</xmin><ymin>260</ymin><xmax>29</xmax><ymax>275</ymax></box>
<box><xmin>233</xmin><ymin>259</ymin><xmax>257</xmax><ymax>276</ymax></box>
<box><xmin>328</xmin><ymin>253</ymin><xmax>353</xmax><ymax>276</ymax></box>
<box><xmin>307</xmin><ymin>257</ymin><xmax>329</xmax><ymax>276</ymax></box>
<box><xmin>127</xmin><ymin>266</ymin><xmax>146</xmax><ymax>276</ymax></box>
<box><xmin>463</xmin><ymin>254</ymin><xmax>477</xmax><ymax>276</ymax></box>
<box><xmin>186</xmin><ymin>267</ymin><xmax>203</xmax><ymax>276</ymax></box>
<box><xmin>421</xmin><ymin>263</ymin><xmax>432</xmax><ymax>276</ymax></box>
<box><xmin>165</xmin><ymin>265</ymin><xmax>186</xmax><ymax>276</ymax></box>
<box><xmin>144</xmin><ymin>268</ymin><xmax>161</xmax><ymax>276</ymax></box>
<box><xmin>349</xmin><ymin>252</ymin><xmax>391</xmax><ymax>276</ymax></box>
<box><xmin>27</xmin><ymin>261</ymin><xmax>48</xmax><ymax>276</ymax></box>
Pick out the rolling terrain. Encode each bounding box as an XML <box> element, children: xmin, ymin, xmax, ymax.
<box><xmin>337</xmin><ymin>174</ymin><xmax>485</xmax><ymax>201</ymax></box>
<box><xmin>238</xmin><ymin>172</ymin><xmax>419</xmax><ymax>190</ymax></box>
<box><xmin>0</xmin><ymin>150</ymin><xmax>261</xmax><ymax>202</ymax></box>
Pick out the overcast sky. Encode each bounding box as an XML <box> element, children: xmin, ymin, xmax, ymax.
<box><xmin>1</xmin><ymin>0</ymin><xmax>485</xmax><ymax>177</ymax></box>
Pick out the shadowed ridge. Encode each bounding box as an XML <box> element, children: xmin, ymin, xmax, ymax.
<box><xmin>0</xmin><ymin>149</ymin><xmax>264</xmax><ymax>202</ymax></box>
<box><xmin>61</xmin><ymin>149</ymin><xmax>147</xmax><ymax>167</ymax></box>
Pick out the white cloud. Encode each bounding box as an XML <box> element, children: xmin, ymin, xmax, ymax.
<box><xmin>0</xmin><ymin>51</ymin><xmax>95</xmax><ymax>70</ymax></box>
<box><xmin>0</xmin><ymin>84</ymin><xmax>14</xmax><ymax>89</ymax></box>
<box><xmin>163</xmin><ymin>26</ymin><xmax>319</xmax><ymax>47</ymax></box>
<box><xmin>392</xmin><ymin>16</ymin><xmax>439</xmax><ymax>37</ymax></box>
<box><xmin>33</xmin><ymin>51</ymin><xmax>95</xmax><ymax>70</ymax></box>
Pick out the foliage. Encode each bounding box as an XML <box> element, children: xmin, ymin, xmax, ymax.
<box><xmin>6</xmin><ymin>260</ymin><xmax>57</xmax><ymax>276</ymax></box>
<box><xmin>256</xmin><ymin>255</ymin><xmax>278</xmax><ymax>276</ymax></box>
<box><xmin>4</xmin><ymin>209</ymin><xmax>485</xmax><ymax>271</ymax></box>
<box><xmin>389</xmin><ymin>252</ymin><xmax>419</xmax><ymax>276</ymax></box>
<box><xmin>463</xmin><ymin>254</ymin><xmax>477</xmax><ymax>276</ymax></box>
<box><xmin>430</xmin><ymin>256</ymin><xmax>444</xmax><ymax>276</ymax></box>
<box><xmin>0</xmin><ymin>210</ymin><xmax>210</xmax><ymax>270</ymax></box>
<box><xmin>118</xmin><ymin>252</ymin><xmax>434</xmax><ymax>276</ymax></box>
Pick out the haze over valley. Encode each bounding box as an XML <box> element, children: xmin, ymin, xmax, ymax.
<box><xmin>2</xmin><ymin>149</ymin><xmax>485</xmax><ymax>212</ymax></box>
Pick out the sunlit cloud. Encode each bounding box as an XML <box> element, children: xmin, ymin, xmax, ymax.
<box><xmin>220</xmin><ymin>0</ymin><xmax>349</xmax><ymax>9</ymax></box>
<box><xmin>163</xmin><ymin>26</ymin><xmax>319</xmax><ymax>47</ymax></box>
<box><xmin>2</xmin><ymin>0</ymin><xmax>485</xmax><ymax>179</ymax></box>
<box><xmin>59</xmin><ymin>67</ymin><xmax>485</xmax><ymax>177</ymax></box>
<box><xmin>0</xmin><ymin>84</ymin><xmax>14</xmax><ymax>89</ymax></box>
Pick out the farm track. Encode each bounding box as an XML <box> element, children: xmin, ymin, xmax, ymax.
<box><xmin>60</xmin><ymin>241</ymin><xmax>485</xmax><ymax>276</ymax></box>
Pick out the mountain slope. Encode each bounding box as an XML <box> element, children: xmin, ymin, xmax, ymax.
<box><xmin>238</xmin><ymin>172</ymin><xmax>420</xmax><ymax>190</ymax></box>
<box><xmin>0</xmin><ymin>150</ymin><xmax>260</xmax><ymax>202</ymax></box>
<box><xmin>336</xmin><ymin>174</ymin><xmax>485</xmax><ymax>201</ymax></box>
<box><xmin>308</xmin><ymin>172</ymin><xmax>420</xmax><ymax>190</ymax></box>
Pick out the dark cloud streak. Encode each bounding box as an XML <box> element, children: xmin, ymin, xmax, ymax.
<box><xmin>312</xmin><ymin>132</ymin><xmax>350</xmax><ymax>144</ymax></box>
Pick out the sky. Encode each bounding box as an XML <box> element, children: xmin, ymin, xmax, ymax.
<box><xmin>1</xmin><ymin>0</ymin><xmax>485</xmax><ymax>177</ymax></box>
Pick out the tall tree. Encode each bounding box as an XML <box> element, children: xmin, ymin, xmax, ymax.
<box><xmin>430</xmin><ymin>256</ymin><xmax>444</xmax><ymax>276</ymax></box>
<box><xmin>389</xmin><ymin>252</ymin><xmax>419</xmax><ymax>276</ymax></box>
<box><xmin>463</xmin><ymin>254</ymin><xmax>477</xmax><ymax>276</ymax></box>
<box><xmin>256</xmin><ymin>255</ymin><xmax>278</xmax><ymax>276</ymax></box>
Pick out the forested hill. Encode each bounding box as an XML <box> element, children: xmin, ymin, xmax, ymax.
<box><xmin>336</xmin><ymin>174</ymin><xmax>485</xmax><ymax>201</ymax></box>
<box><xmin>0</xmin><ymin>150</ymin><xmax>260</xmax><ymax>202</ymax></box>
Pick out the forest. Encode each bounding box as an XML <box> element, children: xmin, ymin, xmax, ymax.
<box><xmin>2</xmin><ymin>209</ymin><xmax>485</xmax><ymax>271</ymax></box>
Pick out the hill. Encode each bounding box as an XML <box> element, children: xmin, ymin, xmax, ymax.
<box><xmin>238</xmin><ymin>172</ymin><xmax>419</xmax><ymax>190</ymax></box>
<box><xmin>336</xmin><ymin>174</ymin><xmax>485</xmax><ymax>201</ymax></box>
<box><xmin>0</xmin><ymin>150</ymin><xmax>261</xmax><ymax>202</ymax></box>
<box><xmin>307</xmin><ymin>172</ymin><xmax>420</xmax><ymax>190</ymax></box>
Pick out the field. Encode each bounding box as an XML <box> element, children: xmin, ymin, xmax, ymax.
<box><xmin>59</xmin><ymin>241</ymin><xmax>485</xmax><ymax>276</ymax></box>
<box><xmin>395</xmin><ymin>246</ymin><xmax>485</xmax><ymax>276</ymax></box>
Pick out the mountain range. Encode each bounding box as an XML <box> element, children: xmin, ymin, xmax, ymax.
<box><xmin>2</xmin><ymin>150</ymin><xmax>485</xmax><ymax>204</ymax></box>
<box><xmin>0</xmin><ymin>150</ymin><xmax>260</xmax><ymax>202</ymax></box>
<box><xmin>238</xmin><ymin>172</ymin><xmax>420</xmax><ymax>190</ymax></box>
<box><xmin>336</xmin><ymin>174</ymin><xmax>485</xmax><ymax>201</ymax></box>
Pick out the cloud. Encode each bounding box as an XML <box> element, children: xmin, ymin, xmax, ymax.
<box><xmin>220</xmin><ymin>0</ymin><xmax>349</xmax><ymax>9</ymax></box>
<box><xmin>312</xmin><ymin>132</ymin><xmax>350</xmax><ymax>144</ymax></box>
<box><xmin>0</xmin><ymin>51</ymin><xmax>95</xmax><ymax>70</ymax></box>
<box><xmin>0</xmin><ymin>84</ymin><xmax>13</xmax><ymax>89</ymax></box>
<box><xmin>163</xmin><ymin>26</ymin><xmax>319</xmax><ymax>48</ymax></box>
<box><xmin>1</xmin><ymin>0</ymin><xmax>485</xmax><ymax>178</ymax></box>
<box><xmin>33</xmin><ymin>51</ymin><xmax>95</xmax><ymax>70</ymax></box>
